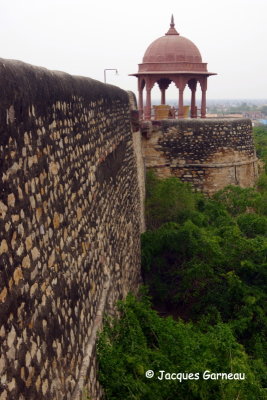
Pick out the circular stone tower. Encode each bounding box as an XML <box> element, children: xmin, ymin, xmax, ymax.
<box><xmin>129</xmin><ymin>17</ymin><xmax>258</xmax><ymax>194</ymax></box>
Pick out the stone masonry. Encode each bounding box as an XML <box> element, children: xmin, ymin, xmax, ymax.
<box><xmin>0</xmin><ymin>59</ymin><xmax>142</xmax><ymax>400</ymax></box>
<box><xmin>142</xmin><ymin>118</ymin><xmax>258</xmax><ymax>195</ymax></box>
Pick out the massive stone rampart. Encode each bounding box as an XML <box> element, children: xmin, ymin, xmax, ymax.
<box><xmin>142</xmin><ymin>118</ymin><xmax>258</xmax><ymax>194</ymax></box>
<box><xmin>0</xmin><ymin>59</ymin><xmax>142</xmax><ymax>400</ymax></box>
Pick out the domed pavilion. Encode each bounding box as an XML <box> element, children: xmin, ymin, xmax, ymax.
<box><xmin>130</xmin><ymin>16</ymin><xmax>216</xmax><ymax>120</ymax></box>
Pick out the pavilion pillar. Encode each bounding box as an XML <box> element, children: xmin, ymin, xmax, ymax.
<box><xmin>144</xmin><ymin>77</ymin><xmax>156</xmax><ymax>120</ymax></box>
<box><xmin>188</xmin><ymin>80</ymin><xmax>197</xmax><ymax>118</ymax></box>
<box><xmin>139</xmin><ymin>90</ymin><xmax>143</xmax><ymax>119</ymax></box>
<box><xmin>138</xmin><ymin>89</ymin><xmax>144</xmax><ymax>118</ymax></box>
<box><xmin>200</xmin><ymin>77</ymin><xmax>207</xmax><ymax>119</ymax></box>
<box><xmin>161</xmin><ymin>89</ymin><xmax>166</xmax><ymax>105</ymax></box>
<box><xmin>158</xmin><ymin>79</ymin><xmax>171</xmax><ymax>105</ymax></box>
<box><xmin>138</xmin><ymin>77</ymin><xmax>145</xmax><ymax>119</ymax></box>
<box><xmin>191</xmin><ymin>90</ymin><xmax>197</xmax><ymax>118</ymax></box>
<box><xmin>201</xmin><ymin>89</ymin><xmax>207</xmax><ymax>118</ymax></box>
<box><xmin>145</xmin><ymin>87</ymin><xmax>152</xmax><ymax>120</ymax></box>
<box><xmin>178</xmin><ymin>87</ymin><xmax>184</xmax><ymax>119</ymax></box>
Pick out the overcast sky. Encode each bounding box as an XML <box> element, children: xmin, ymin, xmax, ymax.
<box><xmin>0</xmin><ymin>0</ymin><xmax>266</xmax><ymax>101</ymax></box>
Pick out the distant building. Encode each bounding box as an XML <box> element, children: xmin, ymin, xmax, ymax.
<box><xmin>223</xmin><ymin>114</ymin><xmax>243</xmax><ymax>118</ymax></box>
<box><xmin>258</xmin><ymin>119</ymin><xmax>267</xmax><ymax>125</ymax></box>
<box><xmin>243</xmin><ymin>111</ymin><xmax>265</xmax><ymax>119</ymax></box>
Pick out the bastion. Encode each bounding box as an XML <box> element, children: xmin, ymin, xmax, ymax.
<box><xmin>141</xmin><ymin>118</ymin><xmax>258</xmax><ymax>195</ymax></box>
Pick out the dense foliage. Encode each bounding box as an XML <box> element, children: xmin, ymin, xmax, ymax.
<box><xmin>254</xmin><ymin>125</ymin><xmax>267</xmax><ymax>171</ymax></box>
<box><xmin>97</xmin><ymin>294</ymin><xmax>265</xmax><ymax>400</ymax></box>
<box><xmin>145</xmin><ymin>172</ymin><xmax>197</xmax><ymax>229</ymax></box>
<box><xmin>97</xmin><ymin>127</ymin><xmax>267</xmax><ymax>399</ymax></box>
<box><xmin>142</xmin><ymin>173</ymin><xmax>267</xmax><ymax>360</ymax></box>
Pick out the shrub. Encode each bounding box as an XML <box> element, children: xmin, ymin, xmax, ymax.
<box><xmin>97</xmin><ymin>294</ymin><xmax>266</xmax><ymax>400</ymax></box>
<box><xmin>145</xmin><ymin>171</ymin><xmax>198</xmax><ymax>229</ymax></box>
<box><xmin>237</xmin><ymin>213</ymin><xmax>267</xmax><ymax>237</ymax></box>
<box><xmin>213</xmin><ymin>186</ymin><xmax>262</xmax><ymax>216</ymax></box>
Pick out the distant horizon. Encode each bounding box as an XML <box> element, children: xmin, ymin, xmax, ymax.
<box><xmin>151</xmin><ymin>98</ymin><xmax>267</xmax><ymax>104</ymax></box>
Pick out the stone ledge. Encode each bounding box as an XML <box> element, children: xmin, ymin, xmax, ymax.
<box><xmin>152</xmin><ymin>118</ymin><xmax>252</xmax><ymax>128</ymax></box>
<box><xmin>146</xmin><ymin>158</ymin><xmax>258</xmax><ymax>169</ymax></box>
<box><xmin>174</xmin><ymin>158</ymin><xmax>258</xmax><ymax>168</ymax></box>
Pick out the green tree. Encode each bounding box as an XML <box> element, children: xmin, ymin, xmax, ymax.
<box><xmin>97</xmin><ymin>294</ymin><xmax>266</xmax><ymax>400</ymax></box>
<box><xmin>213</xmin><ymin>186</ymin><xmax>262</xmax><ymax>216</ymax></box>
<box><xmin>237</xmin><ymin>213</ymin><xmax>267</xmax><ymax>237</ymax></box>
<box><xmin>145</xmin><ymin>171</ymin><xmax>198</xmax><ymax>229</ymax></box>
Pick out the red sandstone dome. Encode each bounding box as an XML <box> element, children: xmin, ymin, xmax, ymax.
<box><xmin>130</xmin><ymin>15</ymin><xmax>217</xmax><ymax>76</ymax></box>
<box><xmin>135</xmin><ymin>16</ymin><xmax>209</xmax><ymax>74</ymax></box>
<box><xmin>143</xmin><ymin>24</ymin><xmax>202</xmax><ymax>64</ymax></box>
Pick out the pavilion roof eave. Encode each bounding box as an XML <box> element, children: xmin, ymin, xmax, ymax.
<box><xmin>129</xmin><ymin>72</ymin><xmax>217</xmax><ymax>77</ymax></box>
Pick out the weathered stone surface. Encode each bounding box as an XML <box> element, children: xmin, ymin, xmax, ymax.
<box><xmin>142</xmin><ymin>119</ymin><xmax>258</xmax><ymax>195</ymax></box>
<box><xmin>13</xmin><ymin>267</ymin><xmax>23</xmax><ymax>285</ymax></box>
<box><xmin>0</xmin><ymin>240</ymin><xmax>8</xmax><ymax>255</ymax></box>
<box><xmin>7</xmin><ymin>326</ymin><xmax>16</xmax><ymax>347</ymax></box>
<box><xmin>0</xmin><ymin>288</ymin><xmax>8</xmax><ymax>303</ymax></box>
<box><xmin>53</xmin><ymin>213</ymin><xmax>60</xmax><ymax>229</ymax></box>
<box><xmin>7</xmin><ymin>193</ymin><xmax>15</xmax><ymax>207</ymax></box>
<box><xmin>49</xmin><ymin>161</ymin><xmax>59</xmax><ymax>175</ymax></box>
<box><xmin>0</xmin><ymin>59</ymin><xmax>142</xmax><ymax>400</ymax></box>
<box><xmin>25</xmin><ymin>235</ymin><xmax>33</xmax><ymax>251</ymax></box>
<box><xmin>22</xmin><ymin>255</ymin><xmax>31</xmax><ymax>269</ymax></box>
<box><xmin>31</xmin><ymin>247</ymin><xmax>40</xmax><ymax>261</ymax></box>
<box><xmin>0</xmin><ymin>201</ymin><xmax>8</xmax><ymax>219</ymax></box>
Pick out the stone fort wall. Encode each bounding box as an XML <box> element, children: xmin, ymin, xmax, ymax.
<box><xmin>142</xmin><ymin>118</ymin><xmax>258</xmax><ymax>195</ymax></box>
<box><xmin>0</xmin><ymin>59</ymin><xmax>143</xmax><ymax>400</ymax></box>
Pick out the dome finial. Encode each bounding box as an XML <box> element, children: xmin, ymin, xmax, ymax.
<box><xmin>166</xmin><ymin>15</ymin><xmax>179</xmax><ymax>35</ymax></box>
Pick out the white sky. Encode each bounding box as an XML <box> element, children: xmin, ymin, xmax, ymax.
<box><xmin>0</xmin><ymin>0</ymin><xmax>267</xmax><ymax>101</ymax></box>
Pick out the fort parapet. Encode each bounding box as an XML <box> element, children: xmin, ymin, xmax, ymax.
<box><xmin>0</xmin><ymin>59</ymin><xmax>143</xmax><ymax>400</ymax></box>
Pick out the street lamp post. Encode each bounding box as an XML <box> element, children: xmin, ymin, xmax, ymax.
<box><xmin>104</xmin><ymin>68</ymin><xmax>118</xmax><ymax>83</ymax></box>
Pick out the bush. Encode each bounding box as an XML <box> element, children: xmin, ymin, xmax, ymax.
<box><xmin>257</xmin><ymin>173</ymin><xmax>267</xmax><ymax>192</ymax></box>
<box><xmin>141</xmin><ymin>182</ymin><xmax>267</xmax><ymax>362</ymax></box>
<box><xmin>253</xmin><ymin>126</ymin><xmax>267</xmax><ymax>170</ymax></box>
<box><xmin>213</xmin><ymin>186</ymin><xmax>262</xmax><ymax>216</ymax></box>
<box><xmin>141</xmin><ymin>221</ymin><xmax>223</xmax><ymax>308</ymax></box>
<box><xmin>237</xmin><ymin>213</ymin><xmax>267</xmax><ymax>237</ymax></box>
<box><xmin>145</xmin><ymin>171</ymin><xmax>198</xmax><ymax>229</ymax></box>
<box><xmin>97</xmin><ymin>294</ymin><xmax>266</xmax><ymax>400</ymax></box>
